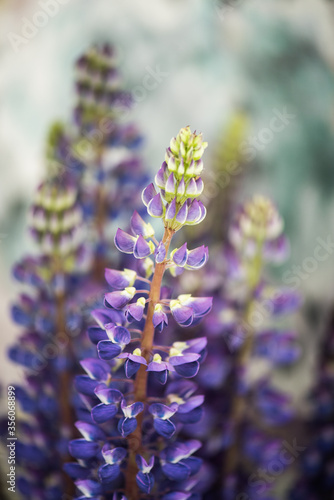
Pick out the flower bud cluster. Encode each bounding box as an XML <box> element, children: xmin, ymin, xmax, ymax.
<box><xmin>142</xmin><ymin>126</ymin><xmax>207</xmax><ymax>231</ymax></box>
<box><xmin>29</xmin><ymin>178</ymin><xmax>83</xmax><ymax>260</ymax></box>
<box><xmin>229</xmin><ymin>195</ymin><xmax>285</xmax><ymax>251</ymax></box>
<box><xmin>74</xmin><ymin>44</ymin><xmax>131</xmax><ymax>129</ymax></box>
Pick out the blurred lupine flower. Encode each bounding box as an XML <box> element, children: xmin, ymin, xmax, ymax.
<box><xmin>55</xmin><ymin>44</ymin><xmax>148</xmax><ymax>273</ymax></box>
<box><xmin>174</xmin><ymin>195</ymin><xmax>301</xmax><ymax>498</ymax></box>
<box><xmin>70</xmin><ymin>126</ymin><xmax>211</xmax><ymax>499</ymax></box>
<box><xmin>289</xmin><ymin>310</ymin><xmax>334</xmax><ymax>500</ymax></box>
<box><xmin>28</xmin><ymin>177</ymin><xmax>84</xmax><ymax>266</ymax></box>
<box><xmin>6</xmin><ymin>44</ymin><xmax>148</xmax><ymax>500</ymax></box>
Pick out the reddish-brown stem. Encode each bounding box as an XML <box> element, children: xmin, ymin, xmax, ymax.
<box><xmin>93</xmin><ymin>154</ymin><xmax>108</xmax><ymax>281</ymax></box>
<box><xmin>125</xmin><ymin>227</ymin><xmax>174</xmax><ymax>500</ymax></box>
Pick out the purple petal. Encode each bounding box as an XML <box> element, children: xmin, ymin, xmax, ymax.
<box><xmin>105</xmin><ymin>324</ymin><xmax>131</xmax><ymax>345</ymax></box>
<box><xmin>196</xmin><ymin>177</ymin><xmax>204</xmax><ymax>195</ymax></box>
<box><xmin>98</xmin><ymin>463</ymin><xmax>121</xmax><ymax>483</ymax></box>
<box><xmin>147</xmin><ymin>193</ymin><xmax>164</xmax><ymax>218</ymax></box>
<box><xmin>155</xmin><ymin>163</ymin><xmax>167</xmax><ymax>189</ymax></box>
<box><xmin>136</xmin><ymin>455</ymin><xmax>154</xmax><ymax>473</ymax></box>
<box><xmin>87</xmin><ymin>326</ymin><xmax>108</xmax><ymax>345</ymax></box>
<box><xmin>105</xmin><ymin>268</ymin><xmax>136</xmax><ymax>290</ymax></box>
<box><xmin>186</xmin><ymin>178</ymin><xmax>197</xmax><ymax>196</ymax></box>
<box><xmin>152</xmin><ymin>309</ymin><xmax>168</xmax><ymax>330</ymax></box>
<box><xmin>177</xmin><ymin>395</ymin><xmax>204</xmax><ymax>413</ymax></box>
<box><xmin>174</xmin><ymin>361</ymin><xmax>200</xmax><ymax>378</ymax></box>
<box><xmin>155</xmin><ymin>370</ymin><xmax>169</xmax><ymax>384</ymax></box>
<box><xmin>94</xmin><ymin>385</ymin><xmax>122</xmax><ymax>404</ymax></box>
<box><xmin>69</xmin><ymin>439</ymin><xmax>99</xmax><ymax>460</ymax></box>
<box><xmin>184</xmin><ymin>337</ymin><xmax>207</xmax><ymax>354</ymax></box>
<box><xmin>130</xmin><ymin>211</ymin><xmax>154</xmax><ymax>238</ymax></box>
<box><xmin>149</xmin><ymin>402</ymin><xmax>178</xmax><ymax>419</ymax></box>
<box><xmin>165</xmin><ymin>173</ymin><xmax>176</xmax><ymax>195</ymax></box>
<box><xmin>104</xmin><ymin>289</ymin><xmax>135</xmax><ymax>310</ymax></box>
<box><xmin>75</xmin><ymin>421</ymin><xmax>106</xmax><ymax>441</ymax></box>
<box><xmin>102</xmin><ymin>445</ymin><xmax>127</xmax><ymax>465</ymax></box>
<box><xmin>181</xmin><ymin>296</ymin><xmax>213</xmax><ymax>317</ymax></box>
<box><xmin>136</xmin><ymin>471</ymin><xmax>154</xmax><ymax>494</ymax></box>
<box><xmin>175</xmin><ymin>202</ymin><xmax>188</xmax><ymax>224</ymax></box>
<box><xmin>125</xmin><ymin>300</ymin><xmax>145</xmax><ymax>322</ymax></box>
<box><xmin>185</xmin><ymin>246</ymin><xmax>208</xmax><ymax>270</ymax></box>
<box><xmin>182</xmin><ymin>456</ymin><xmax>202</xmax><ymax>475</ymax></box>
<box><xmin>91</xmin><ymin>403</ymin><xmax>118</xmax><ymax>424</ymax></box>
<box><xmin>165</xmin><ymin>199</ymin><xmax>176</xmax><ymax>220</ymax></box>
<box><xmin>197</xmin><ymin>200</ymin><xmax>206</xmax><ymax>223</ymax></box>
<box><xmin>124</xmin><ymin>358</ymin><xmax>142</xmax><ymax>378</ymax></box>
<box><xmin>134</xmin><ymin>234</ymin><xmax>153</xmax><ymax>259</ymax></box>
<box><xmin>63</xmin><ymin>463</ymin><xmax>90</xmax><ymax>480</ymax></box>
<box><xmin>147</xmin><ymin>361</ymin><xmax>173</xmax><ymax>373</ymax></box>
<box><xmin>162</xmin><ymin>462</ymin><xmax>190</xmax><ymax>482</ymax></box>
<box><xmin>114</xmin><ymin>229</ymin><xmax>136</xmax><ymax>254</ymax></box>
<box><xmin>177</xmin><ymin>178</ymin><xmax>185</xmax><ymax>196</ymax></box>
<box><xmin>80</xmin><ymin>358</ymin><xmax>111</xmax><ymax>381</ymax></box>
<box><xmin>91</xmin><ymin>308</ymin><xmax>125</xmax><ymax>328</ymax></box>
<box><xmin>118</xmin><ymin>417</ymin><xmax>137</xmax><ymax>437</ymax></box>
<box><xmin>74</xmin><ymin>375</ymin><xmax>98</xmax><ymax>397</ymax></box>
<box><xmin>75</xmin><ymin>479</ymin><xmax>103</xmax><ymax>496</ymax></box>
<box><xmin>121</xmin><ymin>400</ymin><xmax>144</xmax><ymax>418</ymax></box>
<box><xmin>172</xmin><ymin>243</ymin><xmax>188</xmax><ymax>267</ymax></box>
<box><xmin>97</xmin><ymin>341</ymin><xmax>122</xmax><ymax>361</ymax></box>
<box><xmin>162</xmin><ymin>493</ymin><xmax>191</xmax><ymax>500</ymax></box>
<box><xmin>186</xmin><ymin>199</ymin><xmax>201</xmax><ymax>224</ymax></box>
<box><xmin>154</xmin><ymin>418</ymin><xmax>176</xmax><ymax>439</ymax></box>
<box><xmin>169</xmin><ymin>353</ymin><xmax>200</xmax><ymax>366</ymax></box>
<box><xmin>170</xmin><ymin>303</ymin><xmax>194</xmax><ymax>327</ymax></box>
<box><xmin>142</xmin><ymin>183</ymin><xmax>157</xmax><ymax>206</ymax></box>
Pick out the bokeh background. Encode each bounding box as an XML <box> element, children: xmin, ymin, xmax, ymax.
<box><xmin>1</xmin><ymin>0</ymin><xmax>334</xmax><ymax>498</ymax></box>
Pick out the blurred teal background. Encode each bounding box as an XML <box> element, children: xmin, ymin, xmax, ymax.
<box><xmin>1</xmin><ymin>0</ymin><xmax>334</xmax><ymax>433</ymax></box>
<box><xmin>1</xmin><ymin>1</ymin><xmax>334</xmax><ymax>497</ymax></box>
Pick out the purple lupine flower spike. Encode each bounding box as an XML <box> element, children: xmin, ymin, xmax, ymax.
<box><xmin>70</xmin><ymin>126</ymin><xmax>210</xmax><ymax>499</ymax></box>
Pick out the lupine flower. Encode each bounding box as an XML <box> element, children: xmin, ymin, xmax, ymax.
<box><xmin>289</xmin><ymin>310</ymin><xmax>334</xmax><ymax>500</ymax></box>
<box><xmin>182</xmin><ymin>195</ymin><xmax>301</xmax><ymax>498</ymax></box>
<box><xmin>7</xmin><ymin>43</ymin><xmax>148</xmax><ymax>500</ymax></box>
<box><xmin>70</xmin><ymin>126</ymin><xmax>211</xmax><ymax>499</ymax></box>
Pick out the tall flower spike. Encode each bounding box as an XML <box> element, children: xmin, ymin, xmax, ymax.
<box><xmin>8</xmin><ymin>43</ymin><xmax>149</xmax><ymax>500</ymax></box>
<box><xmin>70</xmin><ymin>126</ymin><xmax>211</xmax><ymax>499</ymax></box>
<box><xmin>187</xmin><ymin>194</ymin><xmax>301</xmax><ymax>498</ymax></box>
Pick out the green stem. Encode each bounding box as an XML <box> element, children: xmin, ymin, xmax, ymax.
<box><xmin>125</xmin><ymin>227</ymin><xmax>174</xmax><ymax>500</ymax></box>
